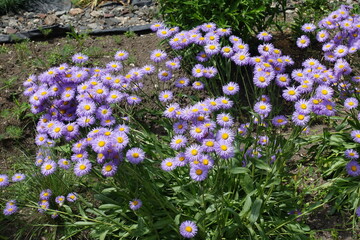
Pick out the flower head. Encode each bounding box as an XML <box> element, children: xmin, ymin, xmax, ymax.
<box><xmin>179</xmin><ymin>220</ymin><xmax>198</xmax><ymax>238</ymax></box>
<box><xmin>12</xmin><ymin>173</ymin><xmax>26</xmax><ymax>182</ymax></box>
<box><xmin>126</xmin><ymin>148</ymin><xmax>145</xmax><ymax>164</ymax></box>
<box><xmin>346</xmin><ymin>160</ymin><xmax>360</xmax><ymax>177</ymax></box>
<box><xmin>0</xmin><ymin>174</ymin><xmax>9</xmax><ymax>188</ymax></box>
<box><xmin>129</xmin><ymin>198</ymin><xmax>142</xmax><ymax>210</ymax></box>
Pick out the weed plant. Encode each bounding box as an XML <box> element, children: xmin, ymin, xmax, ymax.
<box><xmin>1</xmin><ymin>3</ymin><xmax>360</xmax><ymax>240</ymax></box>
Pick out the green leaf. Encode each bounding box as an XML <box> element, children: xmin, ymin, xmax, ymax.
<box><xmin>230</xmin><ymin>167</ymin><xmax>250</xmax><ymax>174</ymax></box>
<box><xmin>74</xmin><ymin>221</ymin><xmax>97</xmax><ymax>226</ymax></box>
<box><xmin>240</xmin><ymin>173</ymin><xmax>253</xmax><ymax>194</ymax></box>
<box><xmin>99</xmin><ymin>204</ymin><xmax>121</xmax><ymax>210</ymax></box>
<box><xmin>254</xmin><ymin>158</ymin><xmax>271</xmax><ymax>171</ymax></box>
<box><xmin>99</xmin><ymin>230</ymin><xmax>109</xmax><ymax>240</ymax></box>
<box><xmin>240</xmin><ymin>195</ymin><xmax>252</xmax><ymax>217</ymax></box>
<box><xmin>249</xmin><ymin>198</ymin><xmax>262</xmax><ymax>223</ymax></box>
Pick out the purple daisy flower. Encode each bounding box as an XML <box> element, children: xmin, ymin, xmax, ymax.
<box><xmin>159</xmin><ymin>90</ymin><xmax>173</xmax><ymax>102</ymax></box>
<box><xmin>345</xmin><ymin>149</ymin><xmax>359</xmax><ymax>160</ymax></box>
<box><xmin>150</xmin><ymin>49</ymin><xmax>167</xmax><ymax>63</ymax></box>
<box><xmin>126</xmin><ymin>148</ymin><xmax>145</xmax><ymax>164</ymax></box>
<box><xmin>216</xmin><ymin>128</ymin><xmax>235</xmax><ymax>143</ymax></box>
<box><xmin>185</xmin><ymin>144</ymin><xmax>202</xmax><ymax>161</ymax></box>
<box><xmin>215</xmin><ymin>141</ymin><xmax>235</xmax><ymax>159</ymax></box>
<box><xmin>3</xmin><ymin>204</ymin><xmax>18</xmax><ymax>216</ymax></box>
<box><xmin>231</xmin><ymin>51</ymin><xmax>250</xmax><ymax>66</ymax></box>
<box><xmin>257</xmin><ymin>31</ymin><xmax>272</xmax><ymax>41</ymax></box>
<box><xmin>222</xmin><ymin>82</ymin><xmax>240</xmax><ymax>95</ymax></box>
<box><xmin>216</xmin><ymin>113</ymin><xmax>234</xmax><ymax>127</ymax></box>
<box><xmin>351</xmin><ymin>130</ymin><xmax>360</xmax><ymax>143</ymax></box>
<box><xmin>101</xmin><ymin>161</ymin><xmax>118</xmax><ymax>177</ymax></box>
<box><xmin>150</xmin><ymin>22</ymin><xmax>165</xmax><ymax>31</ymax></box>
<box><xmin>253</xmin><ymin>72</ymin><xmax>271</xmax><ymax>88</ymax></box>
<box><xmin>74</xmin><ymin>160</ymin><xmax>92</xmax><ymax>177</ymax></box>
<box><xmin>67</xmin><ymin>192</ymin><xmax>77</xmax><ymax>202</ymax></box>
<box><xmin>39</xmin><ymin>189</ymin><xmax>52</xmax><ymax>200</ymax></box>
<box><xmin>301</xmin><ymin>23</ymin><xmax>316</xmax><ymax>32</ymax></box>
<box><xmin>254</xmin><ymin>101</ymin><xmax>272</xmax><ymax>116</ymax></box>
<box><xmin>127</xmin><ymin>95</ymin><xmax>142</xmax><ymax>105</ymax></box>
<box><xmin>192</xmin><ymin>81</ymin><xmax>205</xmax><ymax>90</ymax></box>
<box><xmin>0</xmin><ymin>174</ymin><xmax>9</xmax><ymax>188</ymax></box>
<box><xmin>316</xmin><ymin>30</ymin><xmax>329</xmax><ymax>42</ymax></box>
<box><xmin>190</xmin><ymin>165</ymin><xmax>209</xmax><ymax>182</ymax></box>
<box><xmin>129</xmin><ymin>198</ymin><xmax>142</xmax><ymax>210</ymax></box>
<box><xmin>344</xmin><ymin>97</ymin><xmax>358</xmax><ymax>109</ymax></box>
<box><xmin>296</xmin><ymin>35</ymin><xmax>310</xmax><ymax>48</ymax></box>
<box><xmin>72</xmin><ymin>53</ymin><xmax>88</xmax><ymax>63</ymax></box>
<box><xmin>170</xmin><ymin>135</ymin><xmax>188</xmax><ymax>150</ymax></box>
<box><xmin>346</xmin><ymin>160</ymin><xmax>360</xmax><ymax>177</ymax></box>
<box><xmin>333</xmin><ymin>45</ymin><xmax>348</xmax><ymax>58</ymax></box>
<box><xmin>161</xmin><ymin>158</ymin><xmax>177</xmax><ymax>171</ymax></box>
<box><xmin>295</xmin><ymin>99</ymin><xmax>312</xmax><ymax>115</ymax></box>
<box><xmin>282</xmin><ymin>87</ymin><xmax>301</xmax><ymax>101</ymax></box>
<box><xmin>292</xmin><ymin>112</ymin><xmax>310</xmax><ymax>126</ymax></box>
<box><xmin>55</xmin><ymin>195</ymin><xmax>66</xmax><ymax>205</ymax></box>
<box><xmin>12</xmin><ymin>173</ymin><xmax>26</xmax><ymax>182</ymax></box>
<box><xmin>179</xmin><ymin>220</ymin><xmax>198</xmax><ymax>238</ymax></box>
<box><xmin>315</xmin><ymin>85</ymin><xmax>334</xmax><ymax>99</ymax></box>
<box><xmin>58</xmin><ymin>158</ymin><xmax>71</xmax><ymax>169</ymax></box>
<box><xmin>41</xmin><ymin>161</ymin><xmax>57</xmax><ymax>176</ymax></box>
<box><xmin>356</xmin><ymin>206</ymin><xmax>360</xmax><ymax>217</ymax></box>
<box><xmin>114</xmin><ymin>50</ymin><xmax>129</xmax><ymax>61</ymax></box>
<box><xmin>192</xmin><ymin>64</ymin><xmax>204</xmax><ymax>78</ymax></box>
<box><xmin>220</xmin><ymin>46</ymin><xmax>234</xmax><ymax>58</ymax></box>
<box><xmin>175</xmin><ymin>77</ymin><xmax>190</xmax><ymax>88</ymax></box>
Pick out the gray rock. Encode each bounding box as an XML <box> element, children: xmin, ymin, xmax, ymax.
<box><xmin>90</xmin><ymin>10</ymin><xmax>103</xmax><ymax>18</ymax></box>
<box><xmin>60</xmin><ymin>15</ymin><xmax>74</xmax><ymax>21</ymax></box>
<box><xmin>33</xmin><ymin>19</ymin><xmax>41</xmax><ymax>24</ymax></box>
<box><xmin>55</xmin><ymin>10</ymin><xmax>66</xmax><ymax>16</ymax></box>
<box><xmin>4</xmin><ymin>27</ymin><xmax>18</xmax><ymax>34</ymax></box>
<box><xmin>105</xmin><ymin>18</ymin><xmax>120</xmax><ymax>26</ymax></box>
<box><xmin>44</xmin><ymin>14</ymin><xmax>58</xmax><ymax>25</ymax></box>
<box><xmin>69</xmin><ymin>8</ymin><xmax>84</xmax><ymax>16</ymax></box>
<box><xmin>25</xmin><ymin>12</ymin><xmax>35</xmax><ymax>18</ymax></box>
<box><xmin>8</xmin><ymin>18</ymin><xmax>18</xmax><ymax>28</ymax></box>
<box><xmin>88</xmin><ymin>23</ymin><xmax>104</xmax><ymax>30</ymax></box>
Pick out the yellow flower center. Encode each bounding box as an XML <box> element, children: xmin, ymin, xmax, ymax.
<box><xmin>79</xmin><ymin>164</ymin><xmax>86</xmax><ymax>170</ymax></box>
<box><xmin>191</xmin><ymin>149</ymin><xmax>198</xmax><ymax>156</ymax></box>
<box><xmin>132</xmin><ymin>153</ymin><xmax>139</xmax><ymax>158</ymax></box>
<box><xmin>166</xmin><ymin>162</ymin><xmax>173</xmax><ymax>167</ymax></box>
<box><xmin>45</xmin><ymin>164</ymin><xmax>52</xmax><ymax>170</ymax></box>
<box><xmin>298</xmin><ymin>115</ymin><xmax>305</xmax><ymax>120</ymax></box>
<box><xmin>105</xmin><ymin>165</ymin><xmax>113</xmax><ymax>172</ymax></box>
<box><xmin>98</xmin><ymin>141</ymin><xmax>105</xmax><ymax>147</ymax></box>
<box><xmin>195</xmin><ymin>169</ymin><xmax>202</xmax><ymax>175</ymax></box>
<box><xmin>221</xmin><ymin>145</ymin><xmax>228</xmax><ymax>151</ymax></box>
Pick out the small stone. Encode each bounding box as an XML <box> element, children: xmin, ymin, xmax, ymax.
<box><xmin>105</xmin><ymin>18</ymin><xmax>120</xmax><ymax>26</ymax></box>
<box><xmin>69</xmin><ymin>8</ymin><xmax>84</xmax><ymax>16</ymax></box>
<box><xmin>55</xmin><ymin>10</ymin><xmax>66</xmax><ymax>16</ymax></box>
<box><xmin>104</xmin><ymin>13</ymin><xmax>114</xmax><ymax>18</ymax></box>
<box><xmin>4</xmin><ymin>27</ymin><xmax>17</xmax><ymax>34</ymax></box>
<box><xmin>60</xmin><ymin>15</ymin><xmax>74</xmax><ymax>21</ymax></box>
<box><xmin>8</xmin><ymin>18</ymin><xmax>18</xmax><ymax>28</ymax></box>
<box><xmin>33</xmin><ymin>19</ymin><xmax>40</xmax><ymax>24</ymax></box>
<box><xmin>17</xmin><ymin>17</ymin><xmax>25</xmax><ymax>23</ymax></box>
<box><xmin>44</xmin><ymin>14</ymin><xmax>58</xmax><ymax>25</ymax></box>
<box><xmin>90</xmin><ymin>10</ymin><xmax>102</xmax><ymax>18</ymax></box>
<box><xmin>87</xmin><ymin>23</ymin><xmax>101</xmax><ymax>29</ymax></box>
<box><xmin>37</xmin><ymin>13</ymin><xmax>47</xmax><ymax>19</ymax></box>
<box><xmin>25</xmin><ymin>12</ymin><xmax>35</xmax><ymax>18</ymax></box>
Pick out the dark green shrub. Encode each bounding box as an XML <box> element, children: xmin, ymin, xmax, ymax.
<box><xmin>158</xmin><ymin>0</ymin><xmax>287</xmax><ymax>40</ymax></box>
<box><xmin>0</xmin><ymin>0</ymin><xmax>27</xmax><ymax>15</ymax></box>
